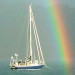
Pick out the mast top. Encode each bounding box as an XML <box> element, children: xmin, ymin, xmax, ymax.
<box><xmin>29</xmin><ymin>4</ymin><xmax>32</xmax><ymax>7</ymax></box>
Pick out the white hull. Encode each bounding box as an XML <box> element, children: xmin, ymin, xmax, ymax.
<box><xmin>10</xmin><ymin>64</ymin><xmax>44</xmax><ymax>70</ymax></box>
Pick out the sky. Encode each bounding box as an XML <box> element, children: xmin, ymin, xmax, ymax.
<box><xmin>0</xmin><ymin>0</ymin><xmax>75</xmax><ymax>62</ymax></box>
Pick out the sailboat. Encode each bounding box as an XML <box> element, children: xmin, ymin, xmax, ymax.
<box><xmin>9</xmin><ymin>5</ymin><xmax>45</xmax><ymax>70</ymax></box>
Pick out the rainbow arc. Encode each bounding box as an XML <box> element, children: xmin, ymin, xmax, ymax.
<box><xmin>45</xmin><ymin>0</ymin><xmax>72</xmax><ymax>74</ymax></box>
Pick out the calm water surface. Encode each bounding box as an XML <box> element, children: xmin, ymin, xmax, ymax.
<box><xmin>0</xmin><ymin>60</ymin><xmax>74</xmax><ymax>75</ymax></box>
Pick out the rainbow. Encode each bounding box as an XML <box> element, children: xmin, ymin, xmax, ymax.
<box><xmin>45</xmin><ymin>0</ymin><xmax>72</xmax><ymax>74</ymax></box>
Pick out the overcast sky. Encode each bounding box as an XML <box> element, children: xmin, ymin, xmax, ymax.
<box><xmin>0</xmin><ymin>0</ymin><xmax>75</xmax><ymax>61</ymax></box>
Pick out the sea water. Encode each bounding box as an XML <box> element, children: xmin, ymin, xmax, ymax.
<box><xmin>0</xmin><ymin>60</ymin><xmax>74</xmax><ymax>75</ymax></box>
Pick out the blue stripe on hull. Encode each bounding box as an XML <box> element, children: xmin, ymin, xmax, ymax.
<box><xmin>15</xmin><ymin>65</ymin><xmax>44</xmax><ymax>70</ymax></box>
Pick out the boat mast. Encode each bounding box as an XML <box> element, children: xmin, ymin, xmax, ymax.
<box><xmin>29</xmin><ymin>5</ymin><xmax>45</xmax><ymax>64</ymax></box>
<box><xmin>30</xmin><ymin>6</ymin><xmax>45</xmax><ymax>64</ymax></box>
<box><xmin>32</xmin><ymin>13</ymin><xmax>45</xmax><ymax>63</ymax></box>
<box><xmin>29</xmin><ymin>5</ymin><xmax>32</xmax><ymax>62</ymax></box>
